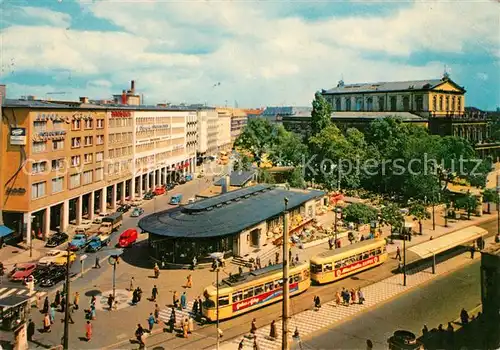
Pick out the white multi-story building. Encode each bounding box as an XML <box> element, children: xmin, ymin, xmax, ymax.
<box><xmin>217</xmin><ymin>110</ymin><xmax>232</xmax><ymax>152</ymax></box>
<box><xmin>197</xmin><ymin>108</ymin><xmax>219</xmax><ymax>158</ymax></box>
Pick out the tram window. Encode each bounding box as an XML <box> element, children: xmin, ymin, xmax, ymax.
<box><xmin>275</xmin><ymin>279</ymin><xmax>284</xmax><ymax>289</ymax></box>
<box><xmin>265</xmin><ymin>282</ymin><xmax>274</xmax><ymax>292</ymax></box>
<box><xmin>218</xmin><ymin>295</ymin><xmax>230</xmax><ymax>306</ymax></box>
<box><xmin>232</xmin><ymin>291</ymin><xmax>243</xmax><ymax>303</ymax></box>
<box><xmin>334</xmin><ymin>261</ymin><xmax>341</xmax><ymax>269</ymax></box>
<box><xmin>243</xmin><ymin>288</ymin><xmax>254</xmax><ymax>299</ymax></box>
<box><xmin>376</xmin><ymin>248</ymin><xmax>382</xmax><ymax>255</ymax></box>
<box><xmin>324</xmin><ymin>263</ymin><xmax>333</xmax><ymax>271</ymax></box>
<box><xmin>357</xmin><ymin>254</ymin><xmax>363</xmax><ymax>261</ymax></box>
<box><xmin>254</xmin><ymin>285</ymin><xmax>264</xmax><ymax>295</ymax></box>
<box><xmin>370</xmin><ymin>250</ymin><xmax>376</xmax><ymax>257</ymax></box>
<box><xmin>289</xmin><ymin>277</ymin><xmax>293</xmax><ymax>284</ymax></box>
<box><xmin>310</xmin><ymin>264</ymin><xmax>322</xmax><ymax>273</ymax></box>
<box><xmin>363</xmin><ymin>253</ymin><xmax>369</xmax><ymax>259</ymax></box>
<box><xmin>293</xmin><ymin>274</ymin><xmax>300</xmax><ymax>282</ymax></box>
<box><xmin>303</xmin><ymin>269</ymin><xmax>310</xmax><ymax>279</ymax></box>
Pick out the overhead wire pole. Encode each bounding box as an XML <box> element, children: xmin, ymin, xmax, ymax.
<box><xmin>216</xmin><ymin>263</ymin><xmax>220</xmax><ymax>350</ymax></box>
<box><xmin>63</xmin><ymin>245</ymin><xmax>71</xmax><ymax>349</ymax></box>
<box><xmin>282</xmin><ymin>197</ymin><xmax>290</xmax><ymax>350</ymax></box>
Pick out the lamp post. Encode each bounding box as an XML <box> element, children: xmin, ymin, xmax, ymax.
<box><xmin>215</xmin><ymin>261</ymin><xmax>220</xmax><ymax>350</ymax></box>
<box><xmin>282</xmin><ymin>197</ymin><xmax>290</xmax><ymax>350</ymax></box>
<box><xmin>62</xmin><ymin>245</ymin><xmax>71</xmax><ymax>349</ymax></box>
<box><xmin>403</xmin><ymin>234</ymin><xmax>407</xmax><ymax>287</ymax></box>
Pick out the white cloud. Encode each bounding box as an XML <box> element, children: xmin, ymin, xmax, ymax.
<box><xmin>1</xmin><ymin>1</ymin><xmax>499</xmax><ymax>107</ymax></box>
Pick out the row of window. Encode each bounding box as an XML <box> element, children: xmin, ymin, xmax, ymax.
<box><xmin>311</xmin><ymin>247</ymin><xmax>385</xmax><ymax>273</ymax></box>
<box><xmin>109</xmin><ymin>146</ymin><xmax>133</xmax><ymax>159</ymax></box>
<box><xmin>70</xmin><ymin>119</ymin><xmax>104</xmax><ymax>131</ymax></box>
<box><xmin>31</xmin><ymin>152</ymin><xmax>105</xmax><ymax>174</ymax></box>
<box><xmin>33</xmin><ymin>136</ymin><xmax>103</xmax><ymax>154</ymax></box>
<box><xmin>109</xmin><ymin>118</ymin><xmax>132</xmax><ymax>128</ymax></box>
<box><xmin>217</xmin><ymin>272</ymin><xmax>307</xmax><ymax>306</ymax></box>
<box><xmin>109</xmin><ymin>132</ymin><xmax>133</xmax><ymax>144</ymax></box>
<box><xmin>432</xmin><ymin>95</ymin><xmax>462</xmax><ymax>112</ymax></box>
<box><xmin>31</xmin><ymin>168</ymin><xmax>104</xmax><ymax>199</ymax></box>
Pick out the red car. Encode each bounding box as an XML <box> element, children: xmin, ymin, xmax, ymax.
<box><xmin>118</xmin><ymin>228</ymin><xmax>138</xmax><ymax>248</ymax></box>
<box><xmin>154</xmin><ymin>186</ymin><xmax>166</xmax><ymax>196</ymax></box>
<box><xmin>9</xmin><ymin>263</ymin><xmax>37</xmax><ymax>282</ymax></box>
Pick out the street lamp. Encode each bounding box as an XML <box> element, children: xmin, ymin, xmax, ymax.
<box><xmin>334</xmin><ymin>207</ymin><xmax>342</xmax><ymax>242</ymax></box>
<box><xmin>209</xmin><ymin>252</ymin><xmax>223</xmax><ymax>350</ymax></box>
<box><xmin>62</xmin><ymin>244</ymin><xmax>71</xmax><ymax>349</ymax></box>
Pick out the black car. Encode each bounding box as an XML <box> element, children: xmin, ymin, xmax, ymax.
<box><xmin>117</xmin><ymin>204</ymin><xmax>131</xmax><ymax>213</ymax></box>
<box><xmin>166</xmin><ymin>183</ymin><xmax>176</xmax><ymax>190</ymax></box>
<box><xmin>30</xmin><ymin>265</ymin><xmax>52</xmax><ymax>284</ymax></box>
<box><xmin>178</xmin><ymin>177</ymin><xmax>186</xmax><ymax>184</ymax></box>
<box><xmin>39</xmin><ymin>266</ymin><xmax>66</xmax><ymax>287</ymax></box>
<box><xmin>45</xmin><ymin>232</ymin><xmax>69</xmax><ymax>248</ymax></box>
<box><xmin>143</xmin><ymin>191</ymin><xmax>155</xmax><ymax>200</ymax></box>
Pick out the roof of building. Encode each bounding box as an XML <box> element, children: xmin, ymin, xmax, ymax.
<box><xmin>138</xmin><ymin>184</ymin><xmax>325</xmax><ymax>238</ymax></box>
<box><xmin>243</xmin><ymin>108</ymin><xmax>264</xmax><ymax>116</ymax></box>
<box><xmin>262</xmin><ymin>106</ymin><xmax>312</xmax><ymax>117</ymax></box>
<box><xmin>214</xmin><ymin>170</ymin><xmax>257</xmax><ymax>187</ymax></box>
<box><xmin>323</xmin><ymin>78</ymin><xmax>465</xmax><ymax>94</ymax></box>
<box><xmin>196</xmin><ymin>185</ymin><xmax>242</xmax><ymax>198</ymax></box>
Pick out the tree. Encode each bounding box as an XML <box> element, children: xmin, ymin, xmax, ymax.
<box><xmin>269</xmin><ymin>127</ymin><xmax>308</xmax><ymax>167</ymax></box>
<box><xmin>455</xmin><ymin>191</ymin><xmax>479</xmax><ymax>220</ymax></box>
<box><xmin>342</xmin><ymin>203</ymin><xmax>378</xmax><ymax>225</ymax></box>
<box><xmin>310</xmin><ymin>91</ymin><xmax>332</xmax><ymax>136</ymax></box>
<box><xmin>234</xmin><ymin>118</ymin><xmax>278</xmax><ymax>166</ymax></box>
<box><xmin>233</xmin><ymin>152</ymin><xmax>253</xmax><ymax>171</ymax></box>
<box><xmin>380</xmin><ymin>203</ymin><xmax>404</xmax><ymax>235</ymax></box>
<box><xmin>257</xmin><ymin>168</ymin><xmax>275</xmax><ymax>184</ymax></box>
<box><xmin>409</xmin><ymin>202</ymin><xmax>430</xmax><ymax>234</ymax></box>
<box><xmin>482</xmin><ymin>188</ymin><xmax>498</xmax><ymax>214</ymax></box>
<box><xmin>286</xmin><ymin>168</ymin><xmax>306</xmax><ymax>189</ymax></box>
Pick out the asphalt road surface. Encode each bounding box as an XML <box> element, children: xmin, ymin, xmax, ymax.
<box><xmin>295</xmin><ymin>260</ymin><xmax>482</xmax><ymax>350</ymax></box>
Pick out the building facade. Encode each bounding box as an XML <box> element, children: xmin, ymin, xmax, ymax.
<box><xmin>197</xmin><ymin>108</ymin><xmax>218</xmax><ymax>158</ymax></box>
<box><xmin>480</xmin><ymin>244</ymin><xmax>500</xmax><ymax>348</ymax></box>
<box><xmin>216</xmin><ymin>108</ymin><xmax>248</xmax><ymax>144</ymax></box>
<box><xmin>217</xmin><ymin>111</ymin><xmax>232</xmax><ymax>152</ymax></box>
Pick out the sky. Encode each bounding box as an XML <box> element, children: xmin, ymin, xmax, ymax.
<box><xmin>0</xmin><ymin>0</ymin><xmax>498</xmax><ymax>109</ymax></box>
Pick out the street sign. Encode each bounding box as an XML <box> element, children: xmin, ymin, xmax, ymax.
<box><xmin>80</xmin><ymin>254</ymin><xmax>88</xmax><ymax>261</ymax></box>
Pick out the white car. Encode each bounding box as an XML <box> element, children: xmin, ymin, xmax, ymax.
<box><xmin>74</xmin><ymin>219</ymin><xmax>93</xmax><ymax>231</ymax></box>
<box><xmin>131</xmin><ymin>198</ymin><xmax>144</xmax><ymax>207</ymax></box>
<box><xmin>38</xmin><ymin>250</ymin><xmax>65</xmax><ymax>265</ymax></box>
<box><xmin>93</xmin><ymin>213</ymin><xmax>108</xmax><ymax>224</ymax></box>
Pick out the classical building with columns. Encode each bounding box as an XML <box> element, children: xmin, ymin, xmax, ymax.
<box><xmin>0</xmin><ymin>97</ymin><xmax>200</xmax><ymax>246</ymax></box>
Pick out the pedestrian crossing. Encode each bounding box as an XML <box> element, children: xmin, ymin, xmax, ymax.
<box><xmin>216</xmin><ymin>258</ymin><xmax>474</xmax><ymax>350</ymax></box>
<box><xmin>158</xmin><ymin>300</ymin><xmax>196</xmax><ymax>324</ymax></box>
<box><xmin>0</xmin><ymin>287</ymin><xmax>47</xmax><ymax>306</ymax></box>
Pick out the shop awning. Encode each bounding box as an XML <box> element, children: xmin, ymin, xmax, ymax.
<box><xmin>0</xmin><ymin>225</ymin><xmax>14</xmax><ymax>238</ymax></box>
<box><xmin>408</xmin><ymin>225</ymin><xmax>487</xmax><ymax>259</ymax></box>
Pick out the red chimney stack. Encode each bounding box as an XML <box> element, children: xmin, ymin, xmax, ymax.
<box><xmin>121</xmin><ymin>90</ymin><xmax>127</xmax><ymax>104</ymax></box>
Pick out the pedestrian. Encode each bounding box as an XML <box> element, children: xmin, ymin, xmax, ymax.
<box><xmin>366</xmin><ymin>339</ymin><xmax>373</xmax><ymax>350</ymax></box>
<box><xmin>129</xmin><ymin>277</ymin><xmax>135</xmax><ymax>291</ymax></box>
<box><xmin>198</xmin><ymin>296</ymin><xmax>203</xmax><ymax>315</ymax></box>
<box><xmin>268</xmin><ymin>259</ymin><xmax>272</xmax><ymax>267</ymax></box>
<box><xmin>295</xmin><ymin>254</ymin><xmax>299</xmax><ymax>264</ymax></box>
<box><xmin>154</xmin><ymin>304</ymin><xmax>160</xmax><ymax>323</ymax></box>
<box><xmin>253</xmin><ymin>338</ymin><xmax>260</xmax><ymax>350</ymax></box>
<box><xmin>314</xmin><ymin>295</ymin><xmax>321</xmax><ymax>309</ymax></box>
<box><xmin>495</xmin><ymin>233</ymin><xmax>500</xmax><ymax>243</ymax></box>
<box><xmin>270</xmin><ymin>320</ymin><xmax>277</xmax><ymax>340</ymax></box>
<box><xmin>54</xmin><ymin>290</ymin><xmax>61</xmax><ymax>308</ymax></box>
<box><xmin>27</xmin><ymin>319</ymin><xmax>35</xmax><ymax>341</ymax></box>
<box><xmin>238</xmin><ymin>266</ymin><xmax>243</xmax><ymax>275</ymax></box>
<box><xmin>275</xmin><ymin>251</ymin><xmax>279</xmax><ymax>264</ymax></box>
<box><xmin>94</xmin><ymin>256</ymin><xmax>101</xmax><ymax>268</ymax></box>
<box><xmin>148</xmin><ymin>313</ymin><xmax>155</xmax><ymax>331</ymax></box>
<box><xmin>335</xmin><ymin>291</ymin><xmax>341</xmax><ymax>306</ymax></box>
<box><xmin>135</xmin><ymin>324</ymin><xmax>145</xmax><ymax>346</ymax></box>
<box><xmin>107</xmin><ymin>294</ymin><xmax>114</xmax><ymax>310</ymax></box>
<box><xmin>238</xmin><ymin>339</ymin><xmax>244</xmax><ymax>350</ymax></box>
<box><xmin>192</xmin><ymin>298</ymin><xmax>199</xmax><ymax>315</ymax></box>
<box><xmin>357</xmin><ymin>288</ymin><xmax>365</xmax><ymax>305</ymax></box>
<box><xmin>151</xmin><ymin>285</ymin><xmax>158</xmax><ymax>302</ymax></box>
<box><xmin>345</xmin><ymin>289</ymin><xmax>351</xmax><ymax>305</ymax></box>
<box><xmin>250</xmin><ymin>318</ymin><xmax>257</xmax><ymax>335</ymax></box>
<box><xmin>173</xmin><ymin>291</ymin><xmax>179</xmax><ymax>308</ymax></box>
<box><xmin>154</xmin><ymin>263</ymin><xmax>160</xmax><ymax>278</ymax></box>
<box><xmin>460</xmin><ymin>308</ymin><xmax>469</xmax><ymax>325</ymax></box>
<box><xmin>446</xmin><ymin>322</ymin><xmax>454</xmax><ymax>348</ymax></box>
<box><xmin>350</xmin><ymin>289</ymin><xmax>357</xmax><ymax>304</ymax></box>
<box><xmin>470</xmin><ymin>245</ymin><xmax>475</xmax><ymax>259</ymax></box>
<box><xmin>169</xmin><ymin>310</ymin><xmax>176</xmax><ymax>333</ymax></box>
<box><xmin>43</xmin><ymin>313</ymin><xmax>51</xmax><ymax>333</ymax></box>
<box><xmin>191</xmin><ymin>256</ymin><xmax>197</xmax><ymax>270</ymax></box>
<box><xmin>85</xmin><ymin>321</ymin><xmax>92</xmax><ymax>341</ymax></box>
<box><xmin>42</xmin><ymin>296</ymin><xmax>49</xmax><ymax>314</ymax></box>
<box><xmin>90</xmin><ymin>304</ymin><xmax>96</xmax><ymax>320</ymax></box>
<box><xmin>136</xmin><ymin>287</ymin><xmax>143</xmax><ymax>302</ymax></box>
<box><xmin>74</xmin><ymin>292</ymin><xmax>80</xmax><ymax>310</ymax></box>
<box><xmin>36</xmin><ymin>294</ymin><xmax>42</xmax><ymax>310</ymax></box>
<box><xmin>289</xmin><ymin>249</ymin><xmax>292</xmax><ymax>262</ymax></box>
<box><xmin>186</xmin><ymin>274</ymin><xmax>193</xmax><ymax>288</ymax></box>
<box><xmin>60</xmin><ymin>295</ymin><xmax>66</xmax><ymax>312</ymax></box>
<box><xmin>183</xmin><ymin>318</ymin><xmax>189</xmax><ymax>338</ymax></box>
<box><xmin>422</xmin><ymin>324</ymin><xmax>429</xmax><ymax>335</ymax></box>
<box><xmin>188</xmin><ymin>317</ymin><xmax>194</xmax><ymax>333</ymax></box>
<box><xmin>0</xmin><ymin>261</ymin><xmax>4</xmax><ymax>284</ymax></box>
<box><xmin>90</xmin><ymin>295</ymin><xmax>96</xmax><ymax>307</ymax></box>
<box><xmin>180</xmin><ymin>291</ymin><xmax>187</xmax><ymax>309</ymax></box>
<box><xmin>50</xmin><ymin>304</ymin><xmax>55</xmax><ymax>324</ymax></box>
<box><xmin>328</xmin><ymin>238</ymin><xmax>333</xmax><ymax>250</ymax></box>
<box><xmin>132</xmin><ymin>289</ymin><xmax>139</xmax><ymax>305</ymax></box>
<box><xmin>396</xmin><ymin>246</ymin><xmax>401</xmax><ymax>261</ymax></box>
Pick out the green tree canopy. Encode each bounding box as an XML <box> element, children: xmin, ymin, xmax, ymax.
<box><xmin>380</xmin><ymin>203</ymin><xmax>404</xmax><ymax>232</ymax></box>
<box><xmin>310</xmin><ymin>91</ymin><xmax>332</xmax><ymax>136</ymax></box>
<box><xmin>342</xmin><ymin>203</ymin><xmax>378</xmax><ymax>225</ymax></box>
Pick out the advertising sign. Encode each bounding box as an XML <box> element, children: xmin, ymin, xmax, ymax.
<box><xmin>232</xmin><ymin>282</ymin><xmax>299</xmax><ymax>312</ymax></box>
<box><xmin>10</xmin><ymin>127</ymin><xmax>26</xmax><ymax>145</ymax></box>
<box><xmin>334</xmin><ymin>256</ymin><xmax>379</xmax><ymax>278</ymax></box>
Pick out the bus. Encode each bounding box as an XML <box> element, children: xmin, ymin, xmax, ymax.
<box><xmin>202</xmin><ymin>261</ymin><xmax>310</xmax><ymax>321</ymax></box>
<box><xmin>310</xmin><ymin>238</ymin><xmax>388</xmax><ymax>285</ymax></box>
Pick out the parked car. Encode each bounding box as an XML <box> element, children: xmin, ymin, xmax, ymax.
<box><xmin>185</xmin><ymin>174</ymin><xmax>193</xmax><ymax>181</ymax></box>
<box><xmin>86</xmin><ymin>234</ymin><xmax>111</xmax><ymax>252</ymax></box>
<box><xmin>38</xmin><ymin>250</ymin><xmax>76</xmax><ymax>266</ymax></box>
<box><xmin>117</xmin><ymin>204</ymin><xmax>131</xmax><ymax>213</ymax></box>
<box><xmin>10</xmin><ymin>263</ymin><xmax>37</xmax><ymax>282</ymax></box>
<box><xmin>187</xmin><ymin>197</ymin><xmax>196</xmax><ymax>204</ymax></box>
<box><xmin>30</xmin><ymin>265</ymin><xmax>53</xmax><ymax>285</ymax></box>
<box><xmin>178</xmin><ymin>177</ymin><xmax>187</xmax><ymax>184</ymax></box>
<box><xmin>74</xmin><ymin>219</ymin><xmax>93</xmax><ymax>231</ymax></box>
<box><xmin>143</xmin><ymin>191</ymin><xmax>155</xmax><ymax>200</ymax></box>
<box><xmin>98</xmin><ymin>212</ymin><xmax>123</xmax><ymax>235</ymax></box>
<box><xmin>68</xmin><ymin>234</ymin><xmax>91</xmax><ymax>251</ymax></box>
<box><xmin>166</xmin><ymin>183</ymin><xmax>176</xmax><ymax>190</ymax></box>
<box><xmin>118</xmin><ymin>228</ymin><xmax>138</xmax><ymax>248</ymax></box>
<box><xmin>169</xmin><ymin>194</ymin><xmax>183</xmax><ymax>205</ymax></box>
<box><xmin>130</xmin><ymin>207</ymin><xmax>144</xmax><ymax>217</ymax></box>
<box><xmin>45</xmin><ymin>232</ymin><xmax>68</xmax><ymax>248</ymax></box>
<box><xmin>131</xmin><ymin>198</ymin><xmax>144</xmax><ymax>207</ymax></box>
<box><xmin>154</xmin><ymin>186</ymin><xmax>166</xmax><ymax>196</ymax></box>
<box><xmin>93</xmin><ymin>213</ymin><xmax>108</xmax><ymax>224</ymax></box>
<box><xmin>39</xmin><ymin>267</ymin><xmax>66</xmax><ymax>287</ymax></box>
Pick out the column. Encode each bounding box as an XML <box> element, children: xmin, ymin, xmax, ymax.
<box><xmin>130</xmin><ymin>177</ymin><xmax>136</xmax><ymax>200</ymax></box>
<box><xmin>152</xmin><ymin>170</ymin><xmax>156</xmax><ymax>189</ymax></box>
<box><xmin>88</xmin><ymin>192</ymin><xmax>95</xmax><ymax>221</ymax></box>
<box><xmin>43</xmin><ymin>207</ymin><xmax>51</xmax><ymax>240</ymax></box>
<box><xmin>138</xmin><ymin>176</ymin><xmax>143</xmax><ymax>197</ymax></box>
<box><xmin>163</xmin><ymin>167</ymin><xmax>167</xmax><ymax>185</ymax></box>
<box><xmin>61</xmin><ymin>200</ymin><xmax>69</xmax><ymax>232</ymax></box>
<box><xmin>76</xmin><ymin>195</ymin><xmax>83</xmax><ymax>226</ymax></box>
<box><xmin>110</xmin><ymin>183</ymin><xmax>117</xmax><ymax>210</ymax></box>
<box><xmin>145</xmin><ymin>173</ymin><xmax>150</xmax><ymax>192</ymax></box>
<box><xmin>100</xmin><ymin>188</ymin><xmax>107</xmax><ymax>215</ymax></box>
<box><xmin>24</xmin><ymin>212</ymin><xmax>32</xmax><ymax>246</ymax></box>
<box><xmin>121</xmin><ymin>181</ymin><xmax>126</xmax><ymax>203</ymax></box>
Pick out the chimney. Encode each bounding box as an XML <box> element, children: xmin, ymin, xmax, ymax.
<box><xmin>0</xmin><ymin>85</ymin><xmax>6</xmax><ymax>105</ymax></box>
<box><xmin>221</xmin><ymin>175</ymin><xmax>230</xmax><ymax>194</ymax></box>
<box><xmin>121</xmin><ymin>90</ymin><xmax>127</xmax><ymax>105</ymax></box>
<box><xmin>131</xmin><ymin>80</ymin><xmax>135</xmax><ymax>93</ymax></box>
<box><xmin>79</xmin><ymin>96</ymin><xmax>89</xmax><ymax>104</ymax></box>
<box><xmin>27</xmin><ymin>95</ymin><xmax>36</xmax><ymax>101</ymax></box>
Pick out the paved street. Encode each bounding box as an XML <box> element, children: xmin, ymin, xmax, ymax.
<box><xmin>296</xmin><ymin>260</ymin><xmax>481</xmax><ymax>350</ymax></box>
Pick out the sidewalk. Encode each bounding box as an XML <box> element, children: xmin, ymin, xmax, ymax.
<box><xmin>217</xmin><ymin>237</ymin><xmax>495</xmax><ymax>350</ymax></box>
